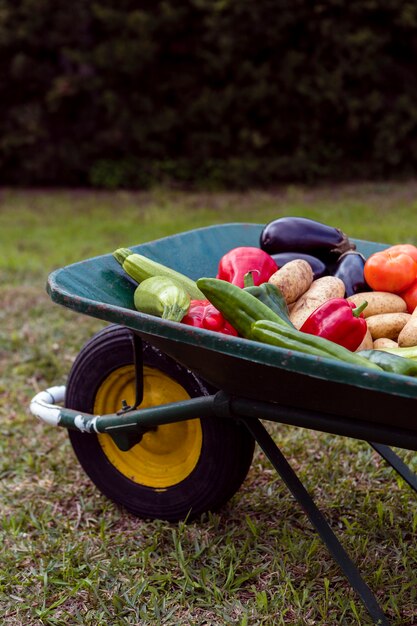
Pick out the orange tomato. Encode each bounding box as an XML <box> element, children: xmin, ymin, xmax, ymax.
<box><xmin>400</xmin><ymin>280</ymin><xmax>417</xmax><ymax>313</ymax></box>
<box><xmin>364</xmin><ymin>249</ymin><xmax>417</xmax><ymax>293</ymax></box>
<box><xmin>385</xmin><ymin>243</ymin><xmax>417</xmax><ymax>263</ymax></box>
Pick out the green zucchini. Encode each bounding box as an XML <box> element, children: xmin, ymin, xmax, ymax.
<box><xmin>113</xmin><ymin>247</ymin><xmax>205</xmax><ymax>300</ymax></box>
<box><xmin>133</xmin><ymin>276</ymin><xmax>190</xmax><ymax>321</ymax></box>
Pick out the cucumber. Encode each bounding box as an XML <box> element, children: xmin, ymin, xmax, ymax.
<box><xmin>196</xmin><ymin>277</ymin><xmax>288</xmax><ymax>339</ymax></box>
<box><xmin>113</xmin><ymin>247</ymin><xmax>205</xmax><ymax>300</ymax></box>
<box><xmin>359</xmin><ymin>349</ymin><xmax>417</xmax><ymax>376</ymax></box>
<box><xmin>133</xmin><ymin>276</ymin><xmax>190</xmax><ymax>321</ymax></box>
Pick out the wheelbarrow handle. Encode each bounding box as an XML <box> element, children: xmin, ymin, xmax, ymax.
<box><xmin>29</xmin><ymin>385</ymin><xmax>217</xmax><ymax>438</ymax></box>
<box><xmin>30</xmin><ymin>386</ymin><xmax>66</xmax><ymax>426</ymax></box>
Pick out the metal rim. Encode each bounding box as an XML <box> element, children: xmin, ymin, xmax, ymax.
<box><xmin>94</xmin><ymin>365</ymin><xmax>203</xmax><ymax>488</ymax></box>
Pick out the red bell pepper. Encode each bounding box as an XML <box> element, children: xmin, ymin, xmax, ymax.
<box><xmin>300</xmin><ymin>297</ymin><xmax>368</xmax><ymax>351</ymax></box>
<box><xmin>181</xmin><ymin>300</ymin><xmax>238</xmax><ymax>336</ymax></box>
<box><xmin>217</xmin><ymin>247</ymin><xmax>278</xmax><ymax>288</ymax></box>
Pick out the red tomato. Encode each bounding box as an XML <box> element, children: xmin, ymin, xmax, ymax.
<box><xmin>364</xmin><ymin>249</ymin><xmax>417</xmax><ymax>293</ymax></box>
<box><xmin>385</xmin><ymin>243</ymin><xmax>417</xmax><ymax>263</ymax></box>
<box><xmin>399</xmin><ymin>280</ymin><xmax>417</xmax><ymax>313</ymax></box>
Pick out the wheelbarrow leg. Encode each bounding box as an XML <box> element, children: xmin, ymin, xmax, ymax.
<box><xmin>369</xmin><ymin>442</ymin><xmax>417</xmax><ymax>493</ymax></box>
<box><xmin>241</xmin><ymin>417</ymin><xmax>390</xmax><ymax>626</ymax></box>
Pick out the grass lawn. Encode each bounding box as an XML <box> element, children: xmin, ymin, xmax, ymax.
<box><xmin>1</xmin><ymin>183</ymin><xmax>417</xmax><ymax>625</ymax></box>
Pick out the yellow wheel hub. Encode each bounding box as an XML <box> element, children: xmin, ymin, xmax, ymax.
<box><xmin>94</xmin><ymin>365</ymin><xmax>203</xmax><ymax>488</ymax></box>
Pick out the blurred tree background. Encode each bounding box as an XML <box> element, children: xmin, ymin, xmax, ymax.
<box><xmin>0</xmin><ymin>0</ymin><xmax>417</xmax><ymax>189</ymax></box>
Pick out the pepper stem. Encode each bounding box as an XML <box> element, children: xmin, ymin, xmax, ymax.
<box><xmin>352</xmin><ymin>300</ymin><xmax>368</xmax><ymax>317</ymax></box>
<box><xmin>244</xmin><ymin>271</ymin><xmax>256</xmax><ymax>287</ymax></box>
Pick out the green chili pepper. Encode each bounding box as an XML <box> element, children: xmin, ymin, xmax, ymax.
<box><xmin>250</xmin><ymin>326</ymin><xmax>332</xmax><ymax>358</ymax></box>
<box><xmin>243</xmin><ymin>272</ymin><xmax>293</xmax><ymax>326</ymax></box>
<box><xmin>252</xmin><ymin>320</ymin><xmax>382</xmax><ymax>370</ymax></box>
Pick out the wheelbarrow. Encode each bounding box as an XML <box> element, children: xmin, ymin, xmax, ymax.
<box><xmin>29</xmin><ymin>223</ymin><xmax>417</xmax><ymax>626</ymax></box>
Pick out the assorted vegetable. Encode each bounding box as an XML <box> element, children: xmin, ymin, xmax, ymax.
<box><xmin>359</xmin><ymin>350</ymin><xmax>417</xmax><ymax>376</ymax></box>
<box><xmin>397</xmin><ymin>306</ymin><xmax>417</xmax><ymax>347</ymax></box>
<box><xmin>112</xmin><ymin>216</ymin><xmax>417</xmax><ymax>379</ymax></box>
<box><xmin>384</xmin><ymin>243</ymin><xmax>417</xmax><ymax>263</ymax></box>
<box><xmin>288</xmin><ymin>276</ymin><xmax>346</xmax><ymax>329</ymax></box>
<box><xmin>133</xmin><ymin>276</ymin><xmax>190</xmax><ymax>322</ymax></box>
<box><xmin>196</xmin><ymin>277</ymin><xmax>289</xmax><ymax>339</ymax></box>
<box><xmin>400</xmin><ymin>280</ymin><xmax>417</xmax><ymax>313</ymax></box>
<box><xmin>270</xmin><ymin>251</ymin><xmax>328</xmax><ymax>280</ymax></box>
<box><xmin>365</xmin><ymin>312</ymin><xmax>411</xmax><ymax>341</ymax></box>
<box><xmin>113</xmin><ymin>247</ymin><xmax>205</xmax><ymax>299</ymax></box>
<box><xmin>243</xmin><ymin>274</ymin><xmax>293</xmax><ymax>325</ymax></box>
<box><xmin>268</xmin><ymin>259</ymin><xmax>314</xmax><ymax>304</ymax></box>
<box><xmin>375</xmin><ymin>345</ymin><xmax>417</xmax><ymax>359</ymax></box>
<box><xmin>364</xmin><ymin>247</ymin><xmax>417</xmax><ymax>293</ymax></box>
<box><xmin>182</xmin><ymin>300</ymin><xmax>237</xmax><ymax>336</ymax></box>
<box><xmin>299</xmin><ymin>298</ymin><xmax>368</xmax><ymax>352</ymax></box>
<box><xmin>251</xmin><ymin>320</ymin><xmax>381</xmax><ymax>370</ymax></box>
<box><xmin>356</xmin><ymin>329</ymin><xmax>373</xmax><ymax>351</ymax></box>
<box><xmin>346</xmin><ymin>291</ymin><xmax>407</xmax><ymax>318</ymax></box>
<box><xmin>331</xmin><ymin>251</ymin><xmax>369</xmax><ymax>296</ymax></box>
<box><xmin>373</xmin><ymin>337</ymin><xmax>398</xmax><ymax>349</ymax></box>
<box><xmin>216</xmin><ymin>246</ymin><xmax>278</xmax><ymax>287</ymax></box>
<box><xmin>260</xmin><ymin>216</ymin><xmax>355</xmax><ymax>260</ymax></box>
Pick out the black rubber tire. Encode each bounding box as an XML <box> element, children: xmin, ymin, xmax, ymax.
<box><xmin>65</xmin><ymin>324</ymin><xmax>255</xmax><ymax>522</ymax></box>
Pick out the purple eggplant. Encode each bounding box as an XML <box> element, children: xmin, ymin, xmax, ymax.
<box><xmin>271</xmin><ymin>251</ymin><xmax>328</xmax><ymax>280</ymax></box>
<box><xmin>260</xmin><ymin>217</ymin><xmax>355</xmax><ymax>261</ymax></box>
<box><xmin>331</xmin><ymin>250</ymin><xmax>369</xmax><ymax>297</ymax></box>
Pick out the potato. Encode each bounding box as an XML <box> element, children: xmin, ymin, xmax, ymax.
<box><xmin>398</xmin><ymin>307</ymin><xmax>417</xmax><ymax>347</ymax></box>
<box><xmin>268</xmin><ymin>259</ymin><xmax>313</xmax><ymax>304</ymax></box>
<box><xmin>366</xmin><ymin>312</ymin><xmax>411</xmax><ymax>340</ymax></box>
<box><xmin>289</xmin><ymin>276</ymin><xmax>346</xmax><ymax>329</ymax></box>
<box><xmin>347</xmin><ymin>291</ymin><xmax>407</xmax><ymax>318</ymax></box>
<box><xmin>355</xmin><ymin>329</ymin><xmax>373</xmax><ymax>351</ymax></box>
<box><xmin>373</xmin><ymin>337</ymin><xmax>398</xmax><ymax>349</ymax></box>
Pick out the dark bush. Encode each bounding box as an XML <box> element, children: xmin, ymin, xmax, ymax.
<box><xmin>1</xmin><ymin>0</ymin><xmax>417</xmax><ymax>187</ymax></box>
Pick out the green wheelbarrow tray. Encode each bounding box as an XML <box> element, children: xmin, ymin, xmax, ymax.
<box><xmin>43</xmin><ymin>222</ymin><xmax>417</xmax><ymax>445</ymax></box>
<box><xmin>30</xmin><ymin>223</ymin><xmax>417</xmax><ymax>626</ymax></box>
